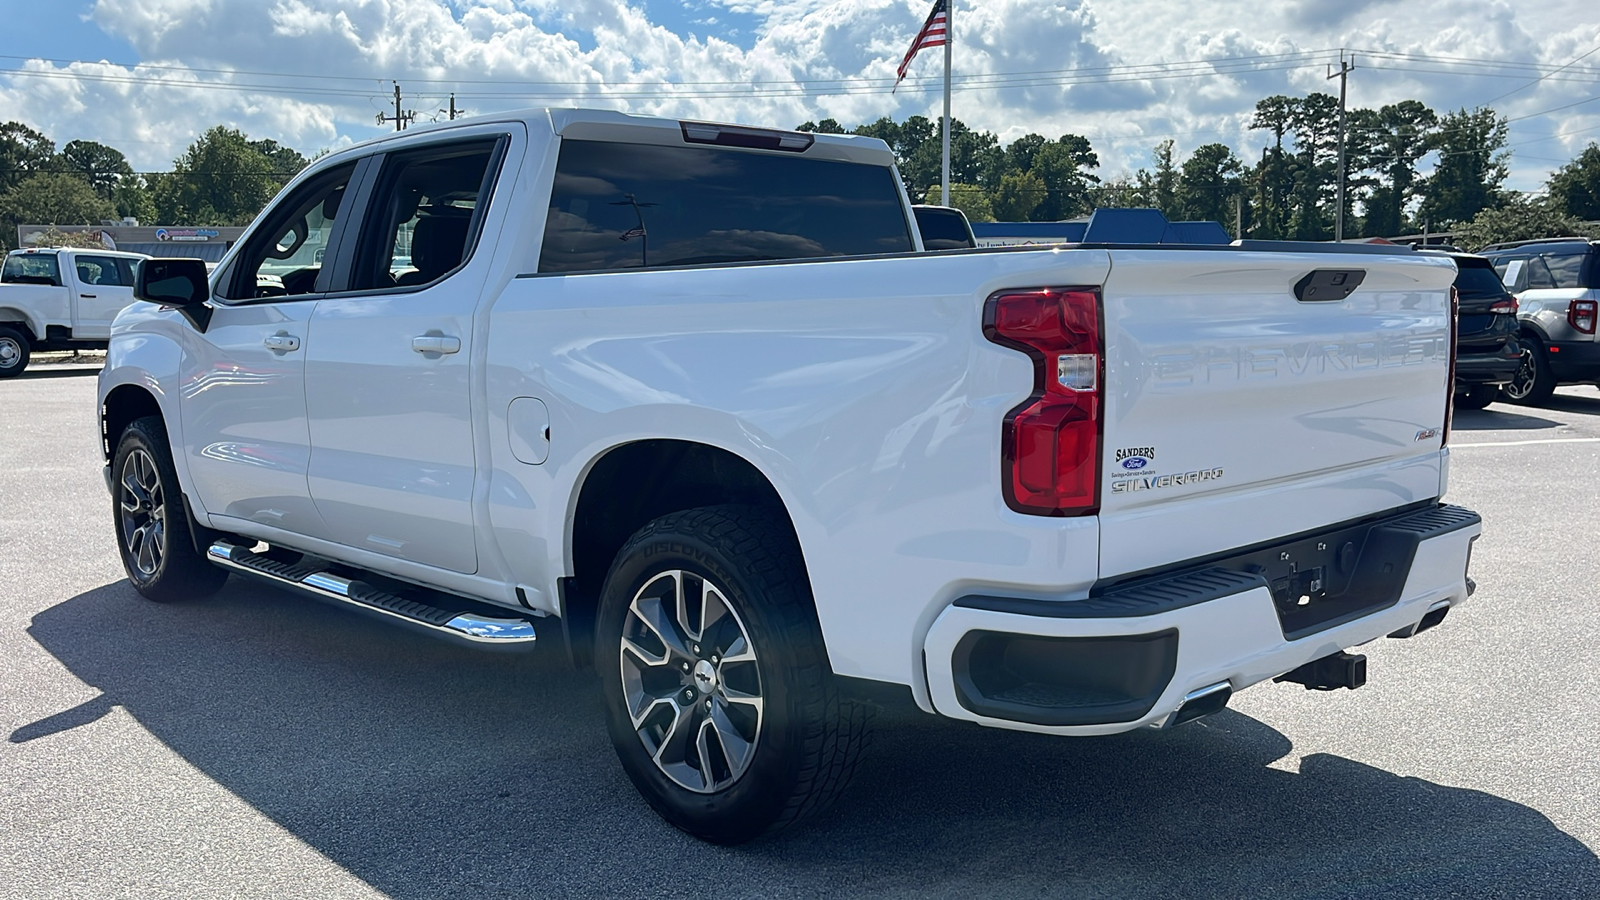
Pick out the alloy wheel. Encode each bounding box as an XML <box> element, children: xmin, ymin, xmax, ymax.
<box><xmin>118</xmin><ymin>448</ymin><xmax>167</xmax><ymax>577</ymax></box>
<box><xmin>618</xmin><ymin>569</ymin><xmax>764</xmax><ymax>793</ymax></box>
<box><xmin>1504</xmin><ymin>346</ymin><xmax>1536</xmax><ymax>400</ymax></box>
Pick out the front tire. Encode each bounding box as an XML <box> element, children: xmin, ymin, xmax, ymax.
<box><xmin>1502</xmin><ymin>341</ymin><xmax>1556</xmax><ymax>405</ymax></box>
<box><xmin>112</xmin><ymin>416</ymin><xmax>228</xmax><ymax>602</ymax></box>
<box><xmin>0</xmin><ymin>325</ymin><xmax>30</xmax><ymax>378</ymax></box>
<box><xmin>595</xmin><ymin>505</ymin><xmax>869</xmax><ymax>844</ymax></box>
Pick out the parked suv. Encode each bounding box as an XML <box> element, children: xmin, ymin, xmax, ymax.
<box><xmin>1435</xmin><ymin>252</ymin><xmax>1522</xmax><ymax>409</ymax></box>
<box><xmin>1480</xmin><ymin>238</ymin><xmax>1600</xmax><ymax>404</ymax></box>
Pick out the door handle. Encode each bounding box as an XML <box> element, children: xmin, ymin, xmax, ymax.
<box><xmin>412</xmin><ymin>335</ymin><xmax>461</xmax><ymax>355</ymax></box>
<box><xmin>80</xmin><ymin>293</ymin><xmax>97</xmax><ymax>298</ymax></box>
<box><xmin>263</xmin><ymin>334</ymin><xmax>301</xmax><ymax>352</ymax></box>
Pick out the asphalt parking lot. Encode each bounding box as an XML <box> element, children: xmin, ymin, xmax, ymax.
<box><xmin>2</xmin><ymin>361</ymin><xmax>1597</xmax><ymax>899</ymax></box>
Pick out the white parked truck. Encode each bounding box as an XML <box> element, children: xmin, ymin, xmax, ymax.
<box><xmin>0</xmin><ymin>247</ymin><xmax>149</xmax><ymax>376</ymax></box>
<box><xmin>97</xmin><ymin>109</ymin><xmax>1480</xmax><ymax>843</ymax></box>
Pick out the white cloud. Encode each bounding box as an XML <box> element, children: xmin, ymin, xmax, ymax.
<box><xmin>0</xmin><ymin>0</ymin><xmax>1594</xmax><ymax>191</ymax></box>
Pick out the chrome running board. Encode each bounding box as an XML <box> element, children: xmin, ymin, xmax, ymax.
<box><xmin>207</xmin><ymin>541</ymin><xmax>538</xmax><ymax>651</ymax></box>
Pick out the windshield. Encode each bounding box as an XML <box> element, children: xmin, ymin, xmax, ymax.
<box><xmin>2</xmin><ymin>252</ymin><xmax>62</xmax><ymax>286</ymax></box>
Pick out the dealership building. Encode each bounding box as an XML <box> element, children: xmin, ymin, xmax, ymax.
<box><xmin>16</xmin><ymin>223</ymin><xmax>248</xmax><ymax>262</ymax></box>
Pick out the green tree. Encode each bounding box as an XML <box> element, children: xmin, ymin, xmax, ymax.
<box><xmin>112</xmin><ymin>177</ymin><xmax>156</xmax><ymax>223</ymax></box>
<box><xmin>0</xmin><ymin>121</ymin><xmax>55</xmax><ymax>195</ymax></box>
<box><xmin>923</xmin><ymin>183</ymin><xmax>994</xmax><ymax>222</ymax></box>
<box><xmin>796</xmin><ymin>118</ymin><xmax>848</xmax><ymax>134</ymax></box>
<box><xmin>56</xmin><ymin>140</ymin><xmax>135</xmax><ymax>199</ymax></box>
<box><xmin>992</xmin><ymin>169</ymin><xmax>1045</xmax><ymax>221</ymax></box>
<box><xmin>0</xmin><ymin>173</ymin><xmax>117</xmax><ymax>251</ymax></box>
<box><xmin>1027</xmin><ymin>135</ymin><xmax>1100</xmax><ymax>221</ymax></box>
<box><xmin>1351</xmin><ymin>100</ymin><xmax>1437</xmax><ymax>237</ymax></box>
<box><xmin>1005</xmin><ymin>134</ymin><xmax>1047</xmax><ymax>176</ymax></box>
<box><xmin>248</xmin><ymin>138</ymin><xmax>310</xmax><ymax>187</ymax></box>
<box><xmin>1548</xmin><ymin>143</ymin><xmax>1600</xmax><ymax>221</ymax></box>
<box><xmin>1455</xmin><ymin>195</ymin><xmax>1586</xmax><ymax>251</ymax></box>
<box><xmin>1418</xmin><ymin>107</ymin><xmax>1508</xmax><ymax>228</ymax></box>
<box><xmin>1174</xmin><ymin>143</ymin><xmax>1243</xmax><ymax>225</ymax></box>
<box><xmin>1286</xmin><ymin>92</ymin><xmax>1340</xmax><ymax>240</ymax></box>
<box><xmin>150</xmin><ymin>126</ymin><xmax>286</xmax><ymax>225</ymax></box>
<box><xmin>1248</xmin><ymin>96</ymin><xmax>1297</xmax><ymax>239</ymax></box>
<box><xmin>1149</xmin><ymin>139</ymin><xmax>1178</xmax><ymax>218</ymax></box>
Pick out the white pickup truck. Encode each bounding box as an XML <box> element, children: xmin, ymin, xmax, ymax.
<box><xmin>0</xmin><ymin>247</ymin><xmax>149</xmax><ymax>376</ymax></box>
<box><xmin>97</xmin><ymin>109</ymin><xmax>1480</xmax><ymax>843</ymax></box>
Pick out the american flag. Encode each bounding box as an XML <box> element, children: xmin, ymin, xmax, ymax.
<box><xmin>894</xmin><ymin>0</ymin><xmax>948</xmax><ymax>90</ymax></box>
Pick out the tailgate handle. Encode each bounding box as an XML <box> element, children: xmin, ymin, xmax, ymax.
<box><xmin>1295</xmin><ymin>269</ymin><xmax>1366</xmax><ymax>302</ymax></box>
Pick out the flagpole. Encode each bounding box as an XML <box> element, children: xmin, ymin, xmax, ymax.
<box><xmin>941</xmin><ymin>0</ymin><xmax>952</xmax><ymax>207</ymax></box>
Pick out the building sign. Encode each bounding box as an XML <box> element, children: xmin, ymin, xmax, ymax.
<box><xmin>155</xmin><ymin>228</ymin><xmax>221</xmax><ymax>242</ymax></box>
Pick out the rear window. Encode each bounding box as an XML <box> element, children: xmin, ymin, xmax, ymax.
<box><xmin>1541</xmin><ymin>252</ymin><xmax>1586</xmax><ymax>289</ymax></box>
<box><xmin>1453</xmin><ymin>259</ymin><xmax>1508</xmax><ymax>297</ymax></box>
<box><xmin>538</xmin><ymin>139</ymin><xmax>914</xmax><ymax>274</ymax></box>
<box><xmin>2</xmin><ymin>252</ymin><xmax>61</xmax><ymax>286</ymax></box>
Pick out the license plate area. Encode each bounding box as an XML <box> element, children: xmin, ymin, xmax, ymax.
<box><xmin>1216</xmin><ymin>519</ymin><xmax>1398</xmax><ymax>638</ymax></box>
<box><xmin>1211</xmin><ymin>504</ymin><xmax>1479</xmax><ymax>639</ymax></box>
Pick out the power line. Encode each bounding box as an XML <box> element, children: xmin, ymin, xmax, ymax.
<box><xmin>1482</xmin><ymin>42</ymin><xmax>1600</xmax><ymax>106</ymax></box>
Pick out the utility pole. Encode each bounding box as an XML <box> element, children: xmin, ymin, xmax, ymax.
<box><xmin>1234</xmin><ymin>194</ymin><xmax>1243</xmax><ymax>241</ymax></box>
<box><xmin>377</xmin><ymin>82</ymin><xmax>415</xmax><ymax>132</ymax></box>
<box><xmin>448</xmin><ymin>93</ymin><xmax>459</xmax><ymax>120</ymax></box>
<box><xmin>1327</xmin><ymin>53</ymin><xmax>1356</xmax><ymax>242</ymax></box>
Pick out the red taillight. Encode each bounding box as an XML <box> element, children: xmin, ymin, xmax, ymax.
<box><xmin>1489</xmin><ymin>298</ymin><xmax>1518</xmax><ymax>315</ymax></box>
<box><xmin>984</xmin><ymin>287</ymin><xmax>1103</xmax><ymax>516</ymax></box>
<box><xmin>1569</xmin><ymin>299</ymin><xmax>1597</xmax><ymax>334</ymax></box>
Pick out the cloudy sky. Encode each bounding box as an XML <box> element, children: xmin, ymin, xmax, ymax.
<box><xmin>3</xmin><ymin>0</ymin><xmax>1598</xmax><ymax>193</ymax></box>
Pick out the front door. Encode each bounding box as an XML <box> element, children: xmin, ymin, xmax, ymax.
<box><xmin>180</xmin><ymin>162</ymin><xmax>359</xmax><ymax>537</ymax></box>
<box><xmin>304</xmin><ymin>133</ymin><xmax>510</xmax><ymax>574</ymax></box>
<box><xmin>68</xmin><ymin>254</ymin><xmax>136</xmax><ymax>339</ymax></box>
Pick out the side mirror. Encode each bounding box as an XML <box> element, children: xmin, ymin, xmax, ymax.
<box><xmin>135</xmin><ymin>258</ymin><xmax>212</xmax><ymax>331</ymax></box>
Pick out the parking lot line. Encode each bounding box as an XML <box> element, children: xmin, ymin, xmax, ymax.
<box><xmin>1452</xmin><ymin>437</ymin><xmax>1600</xmax><ymax>448</ymax></box>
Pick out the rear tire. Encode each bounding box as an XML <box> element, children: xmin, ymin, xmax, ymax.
<box><xmin>1457</xmin><ymin>384</ymin><xmax>1497</xmax><ymax>410</ymax></box>
<box><xmin>112</xmin><ymin>416</ymin><xmax>228</xmax><ymax>602</ymax></box>
<box><xmin>0</xmin><ymin>325</ymin><xmax>30</xmax><ymax>378</ymax></box>
<box><xmin>1501</xmin><ymin>341</ymin><xmax>1555</xmax><ymax>406</ymax></box>
<box><xmin>595</xmin><ymin>505</ymin><xmax>869</xmax><ymax>844</ymax></box>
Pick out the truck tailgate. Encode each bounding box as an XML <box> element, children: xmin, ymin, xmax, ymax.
<box><xmin>1096</xmin><ymin>248</ymin><xmax>1457</xmax><ymax>578</ymax></box>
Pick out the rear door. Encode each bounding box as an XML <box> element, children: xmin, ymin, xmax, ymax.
<box><xmin>303</xmin><ymin>126</ymin><xmax>518</xmax><ymax>574</ymax></box>
<box><xmin>67</xmin><ymin>253</ymin><xmax>136</xmax><ymax>338</ymax></box>
<box><xmin>1094</xmin><ymin>248</ymin><xmax>1457</xmax><ymax>578</ymax></box>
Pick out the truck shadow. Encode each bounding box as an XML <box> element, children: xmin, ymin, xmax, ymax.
<box><xmin>1541</xmin><ymin>391</ymin><xmax>1600</xmax><ymax>416</ymax></box>
<box><xmin>24</xmin><ymin>580</ymin><xmax>1600</xmax><ymax>900</ymax></box>
<box><xmin>1452</xmin><ymin>405</ymin><xmax>1563</xmax><ymax>431</ymax></box>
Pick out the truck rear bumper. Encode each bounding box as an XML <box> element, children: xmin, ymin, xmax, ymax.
<box><xmin>922</xmin><ymin>504</ymin><xmax>1480</xmax><ymax>736</ymax></box>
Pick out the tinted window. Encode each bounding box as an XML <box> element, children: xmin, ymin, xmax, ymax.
<box><xmin>350</xmin><ymin>139</ymin><xmax>499</xmax><ymax>291</ymax></box>
<box><xmin>914</xmin><ymin>207</ymin><xmax>975</xmax><ymax>250</ymax></box>
<box><xmin>1524</xmin><ymin>257</ymin><xmax>1556</xmax><ymax>290</ymax></box>
<box><xmin>2</xmin><ymin>252</ymin><xmax>61</xmax><ymax>285</ymax></box>
<box><xmin>1453</xmin><ymin>259</ymin><xmax>1508</xmax><ymax>297</ymax></box>
<box><xmin>1541</xmin><ymin>252</ymin><xmax>1584</xmax><ymax>289</ymax></box>
<box><xmin>219</xmin><ymin>162</ymin><xmax>355</xmax><ymax>302</ymax></box>
<box><xmin>74</xmin><ymin>255</ymin><xmax>129</xmax><ymax>287</ymax></box>
<box><xmin>539</xmin><ymin>140</ymin><xmax>914</xmax><ymax>273</ymax></box>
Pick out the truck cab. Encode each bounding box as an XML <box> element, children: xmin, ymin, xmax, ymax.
<box><xmin>0</xmin><ymin>247</ymin><xmax>149</xmax><ymax>376</ymax></box>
